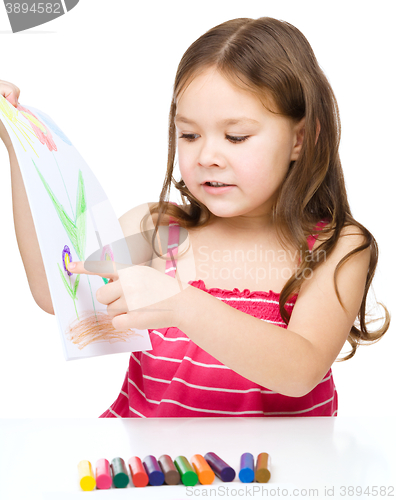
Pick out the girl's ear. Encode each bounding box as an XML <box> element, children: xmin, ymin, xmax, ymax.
<box><xmin>290</xmin><ymin>117</ymin><xmax>321</xmax><ymax>161</ymax></box>
<box><xmin>315</xmin><ymin>119</ymin><xmax>321</xmax><ymax>144</ymax></box>
<box><xmin>290</xmin><ymin>117</ymin><xmax>305</xmax><ymax>161</ymax></box>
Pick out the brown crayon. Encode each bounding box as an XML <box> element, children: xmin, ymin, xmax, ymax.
<box><xmin>158</xmin><ymin>454</ymin><xmax>180</xmax><ymax>485</ymax></box>
<box><xmin>255</xmin><ymin>453</ymin><xmax>271</xmax><ymax>483</ymax></box>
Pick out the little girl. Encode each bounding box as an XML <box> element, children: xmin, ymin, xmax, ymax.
<box><xmin>1</xmin><ymin>17</ymin><xmax>389</xmax><ymax>418</ymax></box>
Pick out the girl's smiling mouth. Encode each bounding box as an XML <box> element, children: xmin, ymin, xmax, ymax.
<box><xmin>202</xmin><ymin>180</ymin><xmax>235</xmax><ymax>186</ymax></box>
<box><xmin>202</xmin><ymin>183</ymin><xmax>236</xmax><ymax>194</ymax></box>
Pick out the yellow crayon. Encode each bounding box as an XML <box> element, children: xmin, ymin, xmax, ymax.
<box><xmin>78</xmin><ymin>460</ymin><xmax>96</xmax><ymax>491</ymax></box>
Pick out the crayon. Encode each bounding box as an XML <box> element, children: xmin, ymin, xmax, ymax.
<box><xmin>255</xmin><ymin>453</ymin><xmax>271</xmax><ymax>483</ymax></box>
<box><xmin>204</xmin><ymin>452</ymin><xmax>235</xmax><ymax>482</ymax></box>
<box><xmin>95</xmin><ymin>458</ymin><xmax>112</xmax><ymax>489</ymax></box>
<box><xmin>128</xmin><ymin>456</ymin><xmax>149</xmax><ymax>487</ymax></box>
<box><xmin>191</xmin><ymin>454</ymin><xmax>215</xmax><ymax>485</ymax></box>
<box><xmin>174</xmin><ymin>456</ymin><xmax>198</xmax><ymax>486</ymax></box>
<box><xmin>238</xmin><ymin>453</ymin><xmax>255</xmax><ymax>483</ymax></box>
<box><xmin>111</xmin><ymin>457</ymin><xmax>129</xmax><ymax>488</ymax></box>
<box><xmin>143</xmin><ymin>455</ymin><xmax>165</xmax><ymax>486</ymax></box>
<box><xmin>77</xmin><ymin>460</ymin><xmax>96</xmax><ymax>491</ymax></box>
<box><xmin>158</xmin><ymin>454</ymin><xmax>180</xmax><ymax>485</ymax></box>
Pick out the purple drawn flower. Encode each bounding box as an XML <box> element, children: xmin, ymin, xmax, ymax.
<box><xmin>62</xmin><ymin>245</ymin><xmax>73</xmax><ymax>276</ymax></box>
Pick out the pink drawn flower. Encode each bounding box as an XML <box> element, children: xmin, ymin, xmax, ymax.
<box><xmin>17</xmin><ymin>104</ymin><xmax>57</xmax><ymax>152</ymax></box>
<box><xmin>101</xmin><ymin>244</ymin><xmax>114</xmax><ymax>262</ymax></box>
<box><xmin>100</xmin><ymin>245</ymin><xmax>114</xmax><ymax>285</ymax></box>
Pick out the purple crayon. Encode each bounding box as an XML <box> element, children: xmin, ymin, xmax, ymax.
<box><xmin>143</xmin><ymin>455</ymin><xmax>165</xmax><ymax>486</ymax></box>
<box><xmin>204</xmin><ymin>452</ymin><xmax>235</xmax><ymax>482</ymax></box>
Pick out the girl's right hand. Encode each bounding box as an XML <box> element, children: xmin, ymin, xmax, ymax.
<box><xmin>0</xmin><ymin>80</ymin><xmax>20</xmax><ymax>149</ymax></box>
<box><xmin>0</xmin><ymin>80</ymin><xmax>20</xmax><ymax>107</ymax></box>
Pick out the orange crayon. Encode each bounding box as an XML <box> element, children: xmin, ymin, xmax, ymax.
<box><xmin>191</xmin><ymin>454</ymin><xmax>215</xmax><ymax>485</ymax></box>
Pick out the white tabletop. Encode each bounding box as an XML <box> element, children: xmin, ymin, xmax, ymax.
<box><xmin>0</xmin><ymin>417</ymin><xmax>394</xmax><ymax>499</ymax></box>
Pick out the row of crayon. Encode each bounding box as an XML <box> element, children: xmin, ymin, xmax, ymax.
<box><xmin>78</xmin><ymin>452</ymin><xmax>271</xmax><ymax>491</ymax></box>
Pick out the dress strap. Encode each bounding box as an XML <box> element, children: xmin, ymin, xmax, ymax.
<box><xmin>164</xmin><ymin>202</ymin><xmax>180</xmax><ymax>279</ymax></box>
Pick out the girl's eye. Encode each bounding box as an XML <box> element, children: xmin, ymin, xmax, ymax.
<box><xmin>179</xmin><ymin>133</ymin><xmax>250</xmax><ymax>144</ymax></box>
<box><xmin>179</xmin><ymin>133</ymin><xmax>199</xmax><ymax>142</ymax></box>
<box><xmin>226</xmin><ymin>135</ymin><xmax>250</xmax><ymax>143</ymax></box>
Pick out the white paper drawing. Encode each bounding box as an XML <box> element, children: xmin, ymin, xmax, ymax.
<box><xmin>0</xmin><ymin>96</ymin><xmax>152</xmax><ymax>360</ymax></box>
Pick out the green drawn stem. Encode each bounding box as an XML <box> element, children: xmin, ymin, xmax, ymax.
<box><xmin>75</xmin><ymin>170</ymin><xmax>87</xmax><ymax>262</ymax></box>
<box><xmin>34</xmin><ymin>160</ymin><xmax>80</xmax><ymax>258</ymax></box>
<box><xmin>68</xmin><ymin>275</ymin><xmax>79</xmax><ymax>320</ymax></box>
<box><xmin>58</xmin><ymin>263</ymin><xmax>80</xmax><ymax>320</ymax></box>
<box><xmin>52</xmin><ymin>151</ymin><xmax>75</xmax><ymax>220</ymax></box>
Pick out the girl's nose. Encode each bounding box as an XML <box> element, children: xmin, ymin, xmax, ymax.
<box><xmin>197</xmin><ymin>139</ymin><xmax>225</xmax><ymax>168</ymax></box>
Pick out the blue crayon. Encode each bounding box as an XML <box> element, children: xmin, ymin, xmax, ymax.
<box><xmin>238</xmin><ymin>453</ymin><xmax>255</xmax><ymax>483</ymax></box>
<box><xmin>204</xmin><ymin>452</ymin><xmax>235</xmax><ymax>482</ymax></box>
<box><xmin>143</xmin><ymin>455</ymin><xmax>165</xmax><ymax>486</ymax></box>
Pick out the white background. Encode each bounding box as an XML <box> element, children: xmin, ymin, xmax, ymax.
<box><xmin>0</xmin><ymin>0</ymin><xmax>394</xmax><ymax>417</ymax></box>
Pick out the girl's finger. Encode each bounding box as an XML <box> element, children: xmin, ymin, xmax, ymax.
<box><xmin>96</xmin><ymin>281</ymin><xmax>122</xmax><ymax>306</ymax></box>
<box><xmin>5</xmin><ymin>92</ymin><xmax>19</xmax><ymax>107</ymax></box>
<box><xmin>106</xmin><ymin>299</ymin><xmax>128</xmax><ymax>318</ymax></box>
<box><xmin>67</xmin><ymin>260</ymin><xmax>118</xmax><ymax>280</ymax></box>
<box><xmin>112</xmin><ymin>313</ymin><xmax>130</xmax><ymax>331</ymax></box>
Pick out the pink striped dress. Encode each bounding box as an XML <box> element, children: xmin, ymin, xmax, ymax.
<box><xmin>100</xmin><ymin>210</ymin><xmax>337</xmax><ymax>418</ymax></box>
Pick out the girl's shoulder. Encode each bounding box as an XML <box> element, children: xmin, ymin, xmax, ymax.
<box><xmin>310</xmin><ymin>220</ymin><xmax>367</xmax><ymax>247</ymax></box>
<box><xmin>119</xmin><ymin>201</ymin><xmax>191</xmax><ymax>235</ymax></box>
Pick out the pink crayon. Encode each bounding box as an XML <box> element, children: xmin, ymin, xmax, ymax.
<box><xmin>95</xmin><ymin>459</ymin><xmax>112</xmax><ymax>489</ymax></box>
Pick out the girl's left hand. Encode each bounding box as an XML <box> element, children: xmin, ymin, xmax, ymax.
<box><xmin>67</xmin><ymin>261</ymin><xmax>188</xmax><ymax>331</ymax></box>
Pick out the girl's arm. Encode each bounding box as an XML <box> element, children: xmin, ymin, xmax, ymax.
<box><xmin>3</xmin><ymin>125</ymin><xmax>55</xmax><ymax>314</ymax></box>
<box><xmin>0</xmin><ymin>81</ymin><xmax>55</xmax><ymax>313</ymax></box>
<box><xmin>176</xmin><ymin>227</ymin><xmax>370</xmax><ymax>398</ymax></box>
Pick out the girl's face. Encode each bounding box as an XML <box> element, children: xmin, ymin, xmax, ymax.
<box><xmin>175</xmin><ymin>67</ymin><xmax>304</xmax><ymax>230</ymax></box>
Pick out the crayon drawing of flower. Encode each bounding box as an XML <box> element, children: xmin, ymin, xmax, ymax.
<box><xmin>18</xmin><ymin>104</ymin><xmax>57</xmax><ymax>152</ymax></box>
<box><xmin>101</xmin><ymin>244</ymin><xmax>114</xmax><ymax>284</ymax></box>
<box><xmin>58</xmin><ymin>245</ymin><xmax>80</xmax><ymax>319</ymax></box>
<box><xmin>0</xmin><ymin>95</ymin><xmax>38</xmax><ymax>155</ymax></box>
<box><xmin>62</xmin><ymin>245</ymin><xmax>73</xmax><ymax>276</ymax></box>
<box><xmin>35</xmin><ymin>110</ymin><xmax>72</xmax><ymax>146</ymax></box>
<box><xmin>101</xmin><ymin>244</ymin><xmax>114</xmax><ymax>262</ymax></box>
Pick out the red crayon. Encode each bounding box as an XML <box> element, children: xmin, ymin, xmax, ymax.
<box><xmin>128</xmin><ymin>456</ymin><xmax>149</xmax><ymax>487</ymax></box>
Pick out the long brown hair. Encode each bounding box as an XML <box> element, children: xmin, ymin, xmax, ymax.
<box><xmin>146</xmin><ymin>17</ymin><xmax>389</xmax><ymax>360</ymax></box>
